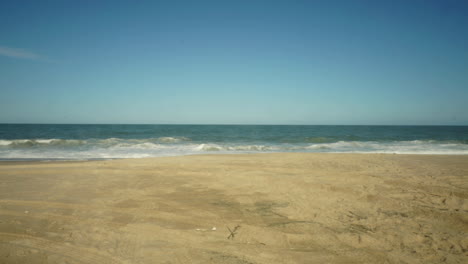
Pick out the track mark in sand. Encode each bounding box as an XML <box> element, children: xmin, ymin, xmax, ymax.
<box><xmin>0</xmin><ymin>199</ymin><xmax>90</xmax><ymax>210</ymax></box>
<box><xmin>0</xmin><ymin>208</ymin><xmax>124</xmax><ymax>230</ymax></box>
<box><xmin>0</xmin><ymin>232</ymin><xmax>125</xmax><ymax>264</ymax></box>
<box><xmin>206</xmin><ymin>250</ymin><xmax>255</xmax><ymax>264</ymax></box>
<box><xmin>1</xmin><ymin>199</ymin><xmax>174</xmax><ymax>218</ymax></box>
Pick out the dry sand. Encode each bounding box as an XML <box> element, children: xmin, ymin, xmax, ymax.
<box><xmin>0</xmin><ymin>153</ymin><xmax>467</xmax><ymax>264</ymax></box>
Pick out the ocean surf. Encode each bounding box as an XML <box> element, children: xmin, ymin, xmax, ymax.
<box><xmin>1</xmin><ymin>124</ymin><xmax>467</xmax><ymax>160</ymax></box>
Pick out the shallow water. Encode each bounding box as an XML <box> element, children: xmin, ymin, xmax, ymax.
<box><xmin>1</xmin><ymin>124</ymin><xmax>467</xmax><ymax>159</ymax></box>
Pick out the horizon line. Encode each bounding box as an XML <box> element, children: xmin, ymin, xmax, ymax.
<box><xmin>0</xmin><ymin>123</ymin><xmax>467</xmax><ymax>127</ymax></box>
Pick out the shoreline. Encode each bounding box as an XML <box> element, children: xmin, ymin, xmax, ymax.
<box><xmin>1</xmin><ymin>151</ymin><xmax>468</xmax><ymax>163</ymax></box>
<box><xmin>1</xmin><ymin>153</ymin><xmax>467</xmax><ymax>263</ymax></box>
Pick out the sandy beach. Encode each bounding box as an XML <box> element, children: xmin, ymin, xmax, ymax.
<box><xmin>0</xmin><ymin>153</ymin><xmax>467</xmax><ymax>263</ymax></box>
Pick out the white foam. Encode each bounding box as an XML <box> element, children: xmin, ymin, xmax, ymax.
<box><xmin>99</xmin><ymin>138</ymin><xmax>121</xmax><ymax>144</ymax></box>
<box><xmin>228</xmin><ymin>145</ymin><xmax>275</xmax><ymax>151</ymax></box>
<box><xmin>196</xmin><ymin>144</ymin><xmax>223</xmax><ymax>151</ymax></box>
<box><xmin>113</xmin><ymin>142</ymin><xmax>163</xmax><ymax>149</ymax></box>
<box><xmin>0</xmin><ymin>140</ymin><xmax>11</xmax><ymax>146</ymax></box>
<box><xmin>305</xmin><ymin>140</ymin><xmax>468</xmax><ymax>154</ymax></box>
<box><xmin>1</xmin><ymin>138</ymin><xmax>467</xmax><ymax>160</ymax></box>
<box><xmin>156</xmin><ymin>137</ymin><xmax>190</xmax><ymax>143</ymax></box>
<box><xmin>0</xmin><ymin>139</ymin><xmax>87</xmax><ymax>147</ymax></box>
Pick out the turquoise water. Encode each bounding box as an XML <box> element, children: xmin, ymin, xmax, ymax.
<box><xmin>0</xmin><ymin>124</ymin><xmax>467</xmax><ymax>160</ymax></box>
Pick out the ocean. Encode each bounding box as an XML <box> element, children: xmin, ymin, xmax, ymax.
<box><xmin>0</xmin><ymin>124</ymin><xmax>467</xmax><ymax>160</ymax></box>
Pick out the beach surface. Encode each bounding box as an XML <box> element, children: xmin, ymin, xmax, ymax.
<box><xmin>0</xmin><ymin>153</ymin><xmax>467</xmax><ymax>263</ymax></box>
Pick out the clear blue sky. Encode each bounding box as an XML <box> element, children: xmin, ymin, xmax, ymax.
<box><xmin>1</xmin><ymin>0</ymin><xmax>467</xmax><ymax>125</ymax></box>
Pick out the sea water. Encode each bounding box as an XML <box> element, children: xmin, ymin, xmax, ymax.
<box><xmin>0</xmin><ymin>124</ymin><xmax>467</xmax><ymax>160</ymax></box>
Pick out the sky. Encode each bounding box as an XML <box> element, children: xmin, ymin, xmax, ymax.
<box><xmin>0</xmin><ymin>0</ymin><xmax>467</xmax><ymax>125</ymax></box>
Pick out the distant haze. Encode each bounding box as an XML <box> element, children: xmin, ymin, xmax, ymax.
<box><xmin>1</xmin><ymin>0</ymin><xmax>467</xmax><ymax>125</ymax></box>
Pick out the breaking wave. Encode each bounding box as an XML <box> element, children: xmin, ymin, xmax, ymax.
<box><xmin>0</xmin><ymin>139</ymin><xmax>87</xmax><ymax>147</ymax></box>
<box><xmin>0</xmin><ymin>138</ymin><xmax>467</xmax><ymax>160</ymax></box>
<box><xmin>0</xmin><ymin>137</ymin><xmax>191</xmax><ymax>148</ymax></box>
<box><xmin>304</xmin><ymin>140</ymin><xmax>468</xmax><ymax>154</ymax></box>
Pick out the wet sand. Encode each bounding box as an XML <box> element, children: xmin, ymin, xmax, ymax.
<box><xmin>0</xmin><ymin>153</ymin><xmax>467</xmax><ymax>263</ymax></box>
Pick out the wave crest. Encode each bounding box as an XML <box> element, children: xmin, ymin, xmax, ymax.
<box><xmin>0</xmin><ymin>139</ymin><xmax>87</xmax><ymax>147</ymax></box>
<box><xmin>1</xmin><ymin>138</ymin><xmax>468</xmax><ymax>160</ymax></box>
<box><xmin>155</xmin><ymin>137</ymin><xmax>190</xmax><ymax>143</ymax></box>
